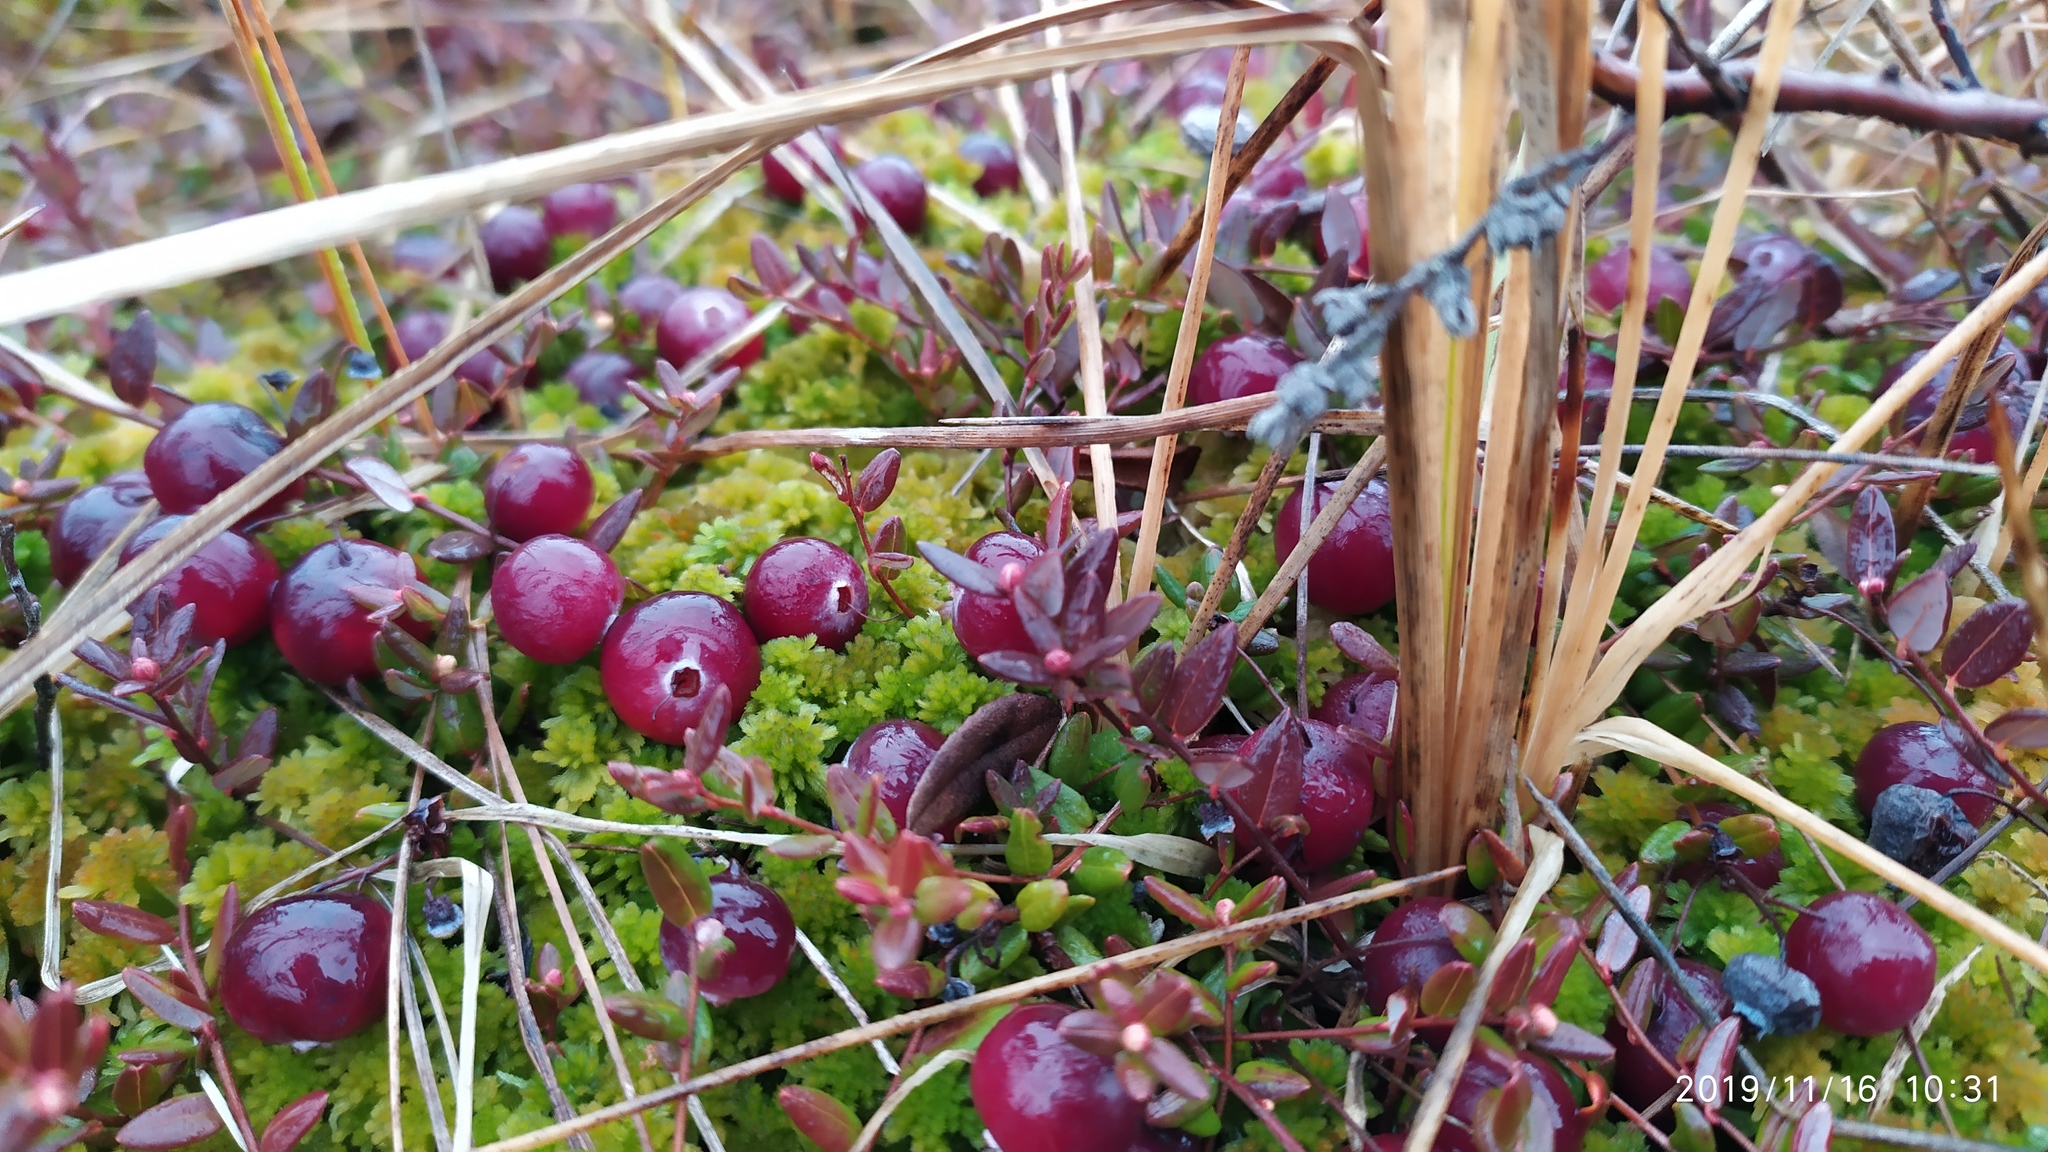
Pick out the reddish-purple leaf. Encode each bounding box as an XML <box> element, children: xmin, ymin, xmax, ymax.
<box><xmin>1320</xmin><ymin>196</ymin><xmax>1363</xmax><ymax>270</ymax></box>
<box><xmin>1237</xmin><ymin>711</ymin><xmax>1305</xmax><ymax>830</ymax></box>
<box><xmin>1528</xmin><ymin>1020</ymin><xmax>1615</xmax><ymax>1064</ymax></box>
<box><xmin>1846</xmin><ymin>487</ymin><xmax>1895</xmax><ymax>600</ymax></box>
<box><xmin>1187</xmin><ymin>750</ymin><xmax>1252</xmax><ymax>792</ymax></box>
<box><xmin>1943</xmin><ymin>597</ymin><xmax>2032</xmax><ymax>688</ymax></box>
<box><xmin>1234</xmin><ymin>1059</ymin><xmax>1311</xmax><ymax>1101</ymax></box>
<box><xmin>73</xmin><ymin>901</ymin><xmax>175</xmax><ymax>946</ymax></box>
<box><xmin>1886</xmin><ymin>567</ymin><xmax>1952</xmax><ymax>654</ymax></box>
<box><xmin>1143</xmin><ymin>1039</ymin><xmax>1213</xmax><ymax>1103</ymax></box>
<box><xmin>1988</xmin><ymin>707</ymin><xmax>2048</xmax><ymax>748</ymax></box>
<box><xmin>1476</xmin><ymin>1068</ymin><xmax>1533</xmax><ymax>1152</ymax></box>
<box><xmin>109</xmin><ymin>310</ymin><xmax>157</xmax><ymax>408</ymax></box>
<box><xmin>259</xmin><ymin>1091</ymin><xmax>328</xmax><ymax>1152</ymax></box>
<box><xmin>602</xmin><ymin>991</ymin><xmax>691</xmax><ymax>1042</ymax></box>
<box><xmin>1132</xmin><ymin>641</ymin><xmax>1176</xmax><ymax>716</ymax></box>
<box><xmin>116</xmin><ymin>1093</ymin><xmax>223</xmax><ymax>1150</ymax></box>
<box><xmin>1418</xmin><ymin>961</ymin><xmax>1476</xmax><ymax>1017</ymax></box>
<box><xmin>916</xmin><ymin>541</ymin><xmax>1003</xmax><ymax>596</ymax></box>
<box><xmin>286</xmin><ymin>369</ymin><xmax>334</xmax><ymax>438</ymax></box>
<box><xmin>1328</xmin><ymin>621</ymin><xmax>1397</xmax><ymax>675</ymax></box>
<box><xmin>1690</xmin><ymin>1016</ymin><xmax>1744</xmax><ymax>1120</ymax></box>
<box><xmin>582</xmin><ymin>489</ymin><xmax>643</xmax><ymax>554</ymax></box>
<box><xmin>1486</xmin><ymin>939</ymin><xmax>1537</xmax><ymax>1014</ymax></box>
<box><xmin>1594</xmin><ymin>886</ymin><xmax>1650</xmax><ymax>977</ymax></box>
<box><xmin>638</xmin><ymin>843</ymin><xmax>712</xmax><ymax>927</ymax></box>
<box><xmin>120</xmin><ymin>969</ymin><xmax>213</xmax><ymax>1033</ymax></box>
<box><xmin>343</xmin><ymin>456</ymin><xmax>415</xmax><ymax>514</ymax></box>
<box><xmin>855</xmin><ymin>449</ymin><xmax>900</xmax><ymax>514</ymax></box>
<box><xmin>777</xmin><ymin>1086</ymin><xmax>858</xmax><ymax>1152</ymax></box>
<box><xmin>1163</xmin><ymin>625</ymin><xmax>1238</xmax><ymax>739</ymax></box>
<box><xmin>1790</xmin><ymin>1100</ymin><xmax>1833</xmax><ymax>1152</ymax></box>
<box><xmin>750</xmin><ymin>235</ymin><xmax>798</xmax><ymax>296</ymax></box>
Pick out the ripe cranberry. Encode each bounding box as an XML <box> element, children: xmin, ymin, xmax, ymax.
<box><xmin>845</xmin><ymin>719</ymin><xmax>944</xmax><ymax>824</ymax></box>
<box><xmin>969</xmin><ymin>1003</ymin><xmax>1145</xmax><ymax>1152</ymax></box>
<box><xmin>1673</xmin><ymin>801</ymin><xmax>1785</xmax><ymax>890</ymax></box>
<box><xmin>854</xmin><ymin>155</ymin><xmax>929</xmax><ymax>234</ymax></box>
<box><xmin>600</xmin><ymin>592</ymin><xmax>762</xmax><ymax>743</ymax></box>
<box><xmin>1296</xmin><ymin>719</ymin><xmax>1377</xmax><ymax>870</ymax></box>
<box><xmin>1313</xmin><ymin>670</ymin><xmax>1396</xmax><ymax>746</ymax></box>
<box><xmin>959</xmin><ymin>132</ymin><xmax>1021</xmax><ymax>197</ymax></box>
<box><xmin>564</xmin><ymin>350</ymin><xmax>636</xmax><ymax>412</ymax></box>
<box><xmin>120</xmin><ymin>516</ymin><xmax>278</xmax><ymax>647</ymax></box>
<box><xmin>494</xmin><ymin>535</ymin><xmax>622</xmax><ymax>665</ymax></box>
<box><xmin>271</xmin><ymin>539</ymin><xmax>430</xmax><ymax>685</ymax></box>
<box><xmin>541</xmin><ymin>183</ymin><xmax>618</xmax><ymax>239</ymax></box>
<box><xmin>49</xmin><ymin>472</ymin><xmax>152</xmax><ymax>587</ymax></box>
<box><xmin>220</xmin><ymin>893</ymin><xmax>390</xmax><ymax>1045</ymax></box>
<box><xmin>393</xmin><ymin>310</ymin><xmax>500</xmax><ymax>386</ymax></box>
<box><xmin>1274</xmin><ymin>477</ymin><xmax>1396</xmax><ymax>615</ymax></box>
<box><xmin>656</xmin><ymin>287</ymin><xmax>764</xmax><ymax>372</ymax></box>
<box><xmin>743</xmin><ymin>537</ymin><xmax>868</xmax><ymax>651</ymax></box>
<box><xmin>1361</xmin><ymin>897</ymin><xmax>1460</xmax><ymax>1011</ymax></box>
<box><xmin>1855</xmin><ymin>721</ymin><xmax>1999</xmax><ymax>826</ymax></box>
<box><xmin>616</xmin><ymin>274</ymin><xmax>684</xmax><ymax>335</ymax></box>
<box><xmin>950</xmin><ymin>532</ymin><xmax>1044</xmax><ymax>661</ymax></box>
<box><xmin>1785</xmin><ymin>890</ymin><xmax>1936</xmax><ymax>1036</ymax></box>
<box><xmin>1607</xmin><ymin>959</ymin><xmax>1729</xmax><ymax>1108</ymax></box>
<box><xmin>761</xmin><ymin>128</ymin><xmax>843</xmax><ymax>207</ymax></box>
<box><xmin>1445</xmin><ymin>1047</ymin><xmax>1583</xmax><ymax>1152</ymax></box>
<box><xmin>144</xmin><ymin>402</ymin><xmax>301</xmax><ymax>516</ymax></box>
<box><xmin>484</xmin><ymin>442</ymin><xmax>594</xmax><ymax>543</ymax></box>
<box><xmin>658</xmin><ymin>868</ymin><xmax>795</xmax><ymax>1005</ymax></box>
<box><xmin>480</xmin><ymin>205</ymin><xmax>551</xmax><ymax>291</ymax></box>
<box><xmin>1188</xmin><ymin>333</ymin><xmax>1301</xmax><ymax>407</ymax></box>
<box><xmin>1585</xmin><ymin>244</ymin><xmax>1692</xmax><ymax>314</ymax></box>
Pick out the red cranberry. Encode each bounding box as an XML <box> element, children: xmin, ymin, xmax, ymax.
<box><xmin>1296</xmin><ymin>719</ymin><xmax>1377</xmax><ymax>871</ymax></box>
<box><xmin>656</xmin><ymin>287</ymin><xmax>764</xmax><ymax>372</ymax></box>
<box><xmin>493</xmin><ymin>535</ymin><xmax>622</xmax><ymax>665</ymax></box>
<box><xmin>761</xmin><ymin>128</ymin><xmax>843</xmax><ymax>207</ymax></box>
<box><xmin>1585</xmin><ymin>243</ymin><xmax>1692</xmax><ymax>314</ymax></box>
<box><xmin>845</xmin><ymin>719</ymin><xmax>944</xmax><ymax>825</ymax></box>
<box><xmin>564</xmin><ymin>350</ymin><xmax>636</xmax><ymax>411</ymax></box>
<box><xmin>393</xmin><ymin>311</ymin><xmax>499</xmax><ymax>386</ymax></box>
<box><xmin>220</xmin><ymin>893</ymin><xmax>390</xmax><ymax>1045</ymax></box>
<box><xmin>600</xmin><ymin>592</ymin><xmax>762</xmax><ymax>743</ymax></box>
<box><xmin>271</xmin><ymin>539</ymin><xmax>430</xmax><ymax>685</ymax></box>
<box><xmin>1673</xmin><ymin>801</ymin><xmax>1785</xmax><ymax>890</ymax></box>
<box><xmin>959</xmin><ymin>132</ymin><xmax>1021</xmax><ymax>197</ymax></box>
<box><xmin>1785</xmin><ymin>890</ymin><xmax>1936</xmax><ymax>1036</ymax></box>
<box><xmin>743</xmin><ymin>537</ymin><xmax>868</xmax><ymax>651</ymax></box>
<box><xmin>1855</xmin><ymin>721</ymin><xmax>1999</xmax><ymax>826</ymax></box>
<box><xmin>854</xmin><ymin>154</ymin><xmax>929</xmax><ymax>234</ymax></box>
<box><xmin>120</xmin><ymin>517</ymin><xmax>278</xmax><ymax>648</ymax></box>
<box><xmin>657</xmin><ymin>869</ymin><xmax>795</xmax><ymax>1005</ymax></box>
<box><xmin>484</xmin><ymin>442</ymin><xmax>594</xmax><ymax>543</ymax></box>
<box><xmin>1313</xmin><ymin>670</ymin><xmax>1397</xmax><ymax>745</ymax></box>
<box><xmin>969</xmin><ymin>1003</ymin><xmax>1145</xmax><ymax>1152</ymax></box>
<box><xmin>49</xmin><ymin>472</ymin><xmax>152</xmax><ymax>587</ymax></box>
<box><xmin>1444</xmin><ymin>1047</ymin><xmax>1583</xmax><ymax>1152</ymax></box>
<box><xmin>950</xmin><ymin>532</ymin><xmax>1044</xmax><ymax>661</ymax></box>
<box><xmin>541</xmin><ymin>183</ymin><xmax>618</xmax><ymax>239</ymax></box>
<box><xmin>1274</xmin><ymin>477</ymin><xmax>1396</xmax><ymax>615</ymax></box>
<box><xmin>1607</xmin><ymin>958</ymin><xmax>1729</xmax><ymax>1108</ymax></box>
<box><xmin>1188</xmin><ymin>333</ymin><xmax>1301</xmax><ymax>407</ymax></box>
<box><xmin>617</xmin><ymin>274</ymin><xmax>684</xmax><ymax>335</ymax></box>
<box><xmin>144</xmin><ymin>402</ymin><xmax>301</xmax><ymax>516</ymax></box>
<box><xmin>1361</xmin><ymin>897</ymin><xmax>1460</xmax><ymax>1012</ymax></box>
<box><xmin>480</xmin><ymin>205</ymin><xmax>551</xmax><ymax>291</ymax></box>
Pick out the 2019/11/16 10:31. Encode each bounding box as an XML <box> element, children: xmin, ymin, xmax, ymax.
<box><xmin>1676</xmin><ymin>1073</ymin><xmax>1998</xmax><ymax>1107</ymax></box>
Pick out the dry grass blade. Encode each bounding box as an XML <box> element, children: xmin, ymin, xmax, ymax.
<box><xmin>0</xmin><ymin>331</ymin><xmax>157</xmax><ymax>426</ymax></box>
<box><xmin>850</xmin><ymin>1050</ymin><xmax>971</xmax><ymax>1152</ymax></box>
<box><xmin>1237</xmin><ymin>440</ymin><xmax>1386</xmax><ymax>644</ymax></box>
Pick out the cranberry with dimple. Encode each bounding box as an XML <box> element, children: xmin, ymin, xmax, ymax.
<box><xmin>120</xmin><ymin>517</ymin><xmax>278</xmax><ymax>648</ymax></box>
<box><xmin>617</xmin><ymin>274</ymin><xmax>684</xmax><ymax>337</ymax></box>
<box><xmin>270</xmin><ymin>538</ymin><xmax>430</xmax><ymax>685</ymax></box>
<box><xmin>744</xmin><ymin>537</ymin><xmax>868</xmax><ymax>651</ymax></box>
<box><xmin>854</xmin><ymin>154</ymin><xmax>929</xmax><ymax>234</ymax></box>
<box><xmin>950</xmin><ymin>532</ymin><xmax>1044</xmax><ymax>661</ymax></box>
<box><xmin>969</xmin><ymin>1003</ymin><xmax>1145</xmax><ymax>1152</ymax></box>
<box><xmin>1607</xmin><ymin>958</ymin><xmax>1729</xmax><ymax>1108</ymax></box>
<box><xmin>1274</xmin><ymin>477</ymin><xmax>1396</xmax><ymax>615</ymax></box>
<box><xmin>220</xmin><ymin>893</ymin><xmax>390</xmax><ymax>1045</ymax></box>
<box><xmin>1785</xmin><ymin>890</ymin><xmax>1936</xmax><ymax>1036</ymax></box>
<box><xmin>1361</xmin><ymin>896</ymin><xmax>1461</xmax><ymax>1012</ymax></box>
<box><xmin>1855</xmin><ymin>721</ymin><xmax>2000</xmax><ymax>826</ymax></box>
<box><xmin>480</xmin><ymin>205</ymin><xmax>552</xmax><ymax>291</ymax></box>
<box><xmin>494</xmin><ymin>535</ymin><xmax>622</xmax><ymax>665</ymax></box>
<box><xmin>600</xmin><ymin>592</ymin><xmax>762</xmax><ymax>743</ymax></box>
<box><xmin>144</xmin><ymin>402</ymin><xmax>302</xmax><ymax>516</ymax></box>
<box><xmin>656</xmin><ymin>287</ymin><xmax>764</xmax><ymax>372</ymax></box>
<box><xmin>49</xmin><ymin>472</ymin><xmax>152</xmax><ymax>587</ymax></box>
<box><xmin>541</xmin><ymin>183</ymin><xmax>618</xmax><ymax>239</ymax></box>
<box><xmin>1314</xmin><ymin>670</ymin><xmax>1397</xmax><ymax>746</ymax></box>
<box><xmin>484</xmin><ymin>442</ymin><xmax>594</xmax><ymax>543</ymax></box>
<box><xmin>845</xmin><ymin>719</ymin><xmax>944</xmax><ymax>825</ymax></box>
<box><xmin>658</xmin><ymin>869</ymin><xmax>795</xmax><ymax>1005</ymax></box>
<box><xmin>1585</xmin><ymin>243</ymin><xmax>1693</xmax><ymax>314</ymax></box>
<box><xmin>959</xmin><ymin>132</ymin><xmax>1021</xmax><ymax>197</ymax></box>
<box><xmin>1187</xmin><ymin>333</ymin><xmax>1301</xmax><ymax>408</ymax></box>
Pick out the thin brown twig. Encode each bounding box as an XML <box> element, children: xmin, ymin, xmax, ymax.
<box><xmin>1189</xmin><ymin>449</ymin><xmax>1292</xmax><ymax>636</ymax></box>
<box><xmin>1237</xmin><ymin>439</ymin><xmax>1386</xmax><ymax>645</ymax></box>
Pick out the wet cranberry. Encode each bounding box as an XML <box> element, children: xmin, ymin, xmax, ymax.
<box><xmin>658</xmin><ymin>869</ymin><xmax>795</xmax><ymax>1005</ymax></box>
<box><xmin>744</xmin><ymin>537</ymin><xmax>868</xmax><ymax>651</ymax></box>
<box><xmin>1313</xmin><ymin>670</ymin><xmax>1397</xmax><ymax>746</ymax></box>
<box><xmin>1361</xmin><ymin>897</ymin><xmax>1460</xmax><ymax>1011</ymax></box>
<box><xmin>271</xmin><ymin>539</ymin><xmax>430</xmax><ymax>685</ymax></box>
<box><xmin>49</xmin><ymin>472</ymin><xmax>152</xmax><ymax>587</ymax></box>
<box><xmin>600</xmin><ymin>592</ymin><xmax>762</xmax><ymax>743</ymax></box>
<box><xmin>480</xmin><ymin>205</ymin><xmax>551</xmax><ymax>291</ymax></box>
<box><xmin>854</xmin><ymin>154</ymin><xmax>929</xmax><ymax>234</ymax></box>
<box><xmin>1585</xmin><ymin>244</ymin><xmax>1692</xmax><ymax>314</ymax></box>
<box><xmin>144</xmin><ymin>402</ymin><xmax>301</xmax><ymax>516</ymax></box>
<box><xmin>656</xmin><ymin>287</ymin><xmax>764</xmax><ymax>372</ymax></box>
<box><xmin>845</xmin><ymin>719</ymin><xmax>944</xmax><ymax>825</ymax></box>
<box><xmin>484</xmin><ymin>442</ymin><xmax>594</xmax><ymax>543</ymax></box>
<box><xmin>761</xmin><ymin>128</ymin><xmax>843</xmax><ymax>207</ymax></box>
<box><xmin>1673</xmin><ymin>801</ymin><xmax>1785</xmax><ymax>890</ymax></box>
<box><xmin>950</xmin><ymin>532</ymin><xmax>1044</xmax><ymax>661</ymax></box>
<box><xmin>541</xmin><ymin>183</ymin><xmax>618</xmax><ymax>239</ymax></box>
<box><xmin>1607</xmin><ymin>958</ymin><xmax>1729</xmax><ymax>1108</ymax></box>
<box><xmin>393</xmin><ymin>311</ymin><xmax>499</xmax><ymax>386</ymax></box>
<box><xmin>1233</xmin><ymin>719</ymin><xmax>1376</xmax><ymax>872</ymax></box>
<box><xmin>564</xmin><ymin>350</ymin><xmax>636</xmax><ymax>411</ymax></box>
<box><xmin>1785</xmin><ymin>890</ymin><xmax>1936</xmax><ymax>1036</ymax></box>
<box><xmin>1188</xmin><ymin>332</ymin><xmax>1301</xmax><ymax>407</ymax></box>
<box><xmin>1274</xmin><ymin>477</ymin><xmax>1396</xmax><ymax>615</ymax></box>
<box><xmin>959</xmin><ymin>132</ymin><xmax>1021</xmax><ymax>197</ymax></box>
<box><xmin>1855</xmin><ymin>721</ymin><xmax>1999</xmax><ymax>826</ymax></box>
<box><xmin>616</xmin><ymin>274</ymin><xmax>684</xmax><ymax>336</ymax></box>
<box><xmin>120</xmin><ymin>516</ymin><xmax>278</xmax><ymax>647</ymax></box>
<box><xmin>969</xmin><ymin>1003</ymin><xmax>1145</xmax><ymax>1152</ymax></box>
<box><xmin>1445</xmin><ymin>1047</ymin><xmax>1583</xmax><ymax>1152</ymax></box>
<box><xmin>220</xmin><ymin>893</ymin><xmax>390</xmax><ymax>1045</ymax></box>
<box><xmin>494</xmin><ymin>535</ymin><xmax>622</xmax><ymax>665</ymax></box>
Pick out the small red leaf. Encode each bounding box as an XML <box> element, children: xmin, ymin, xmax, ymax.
<box><xmin>1885</xmin><ymin>566</ymin><xmax>1952</xmax><ymax>654</ymax></box>
<box><xmin>1943</xmin><ymin>597</ymin><xmax>2032</xmax><ymax>687</ymax></box>
<box><xmin>1988</xmin><ymin>707</ymin><xmax>2048</xmax><ymax>748</ymax></box>
<box><xmin>777</xmin><ymin>1086</ymin><xmax>858</xmax><ymax>1152</ymax></box>
<box><xmin>1141</xmin><ymin>877</ymin><xmax>1217</xmax><ymax>929</ymax></box>
<box><xmin>259</xmin><ymin>1091</ymin><xmax>328</xmax><ymax>1152</ymax></box>
<box><xmin>117</xmin><ymin>1093</ymin><xmax>223</xmax><ymax>1150</ymax></box>
<box><xmin>582</xmin><ymin>489</ymin><xmax>642</xmax><ymax>554</ymax></box>
<box><xmin>1690</xmin><ymin>1016</ymin><xmax>1744</xmax><ymax>1120</ymax></box>
<box><xmin>1594</xmin><ymin>885</ymin><xmax>1651</xmax><ymax>978</ymax></box>
<box><xmin>73</xmin><ymin>901</ymin><xmax>176</xmax><ymax>946</ymax></box>
<box><xmin>1164</xmin><ymin>625</ymin><xmax>1238</xmax><ymax>739</ymax></box>
<box><xmin>855</xmin><ymin>449</ymin><xmax>900</xmax><ymax>513</ymax></box>
<box><xmin>120</xmin><ymin>969</ymin><xmax>213</xmax><ymax>1033</ymax></box>
<box><xmin>1846</xmin><ymin>486</ymin><xmax>1895</xmax><ymax>599</ymax></box>
<box><xmin>109</xmin><ymin>310</ymin><xmax>158</xmax><ymax>408</ymax></box>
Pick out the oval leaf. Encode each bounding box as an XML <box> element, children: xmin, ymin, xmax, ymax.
<box><xmin>1988</xmin><ymin>706</ymin><xmax>2048</xmax><ymax>748</ymax></box>
<box><xmin>1790</xmin><ymin>1100</ymin><xmax>1833</xmax><ymax>1152</ymax></box>
<box><xmin>1594</xmin><ymin>885</ymin><xmax>1651</xmax><ymax>977</ymax></box>
<box><xmin>344</xmin><ymin>456</ymin><xmax>416</xmax><ymax>514</ymax></box>
<box><xmin>777</xmin><ymin>1086</ymin><xmax>858</xmax><ymax>1152</ymax></box>
<box><xmin>259</xmin><ymin>1091</ymin><xmax>328</xmax><ymax>1152</ymax></box>
<box><xmin>1885</xmin><ymin>567</ymin><xmax>1951</xmax><ymax>654</ymax></box>
<box><xmin>1690</xmin><ymin>1016</ymin><xmax>1744</xmax><ymax>1120</ymax></box>
<box><xmin>603</xmin><ymin>990</ymin><xmax>691</xmax><ymax>1042</ymax></box>
<box><xmin>117</xmin><ymin>1093</ymin><xmax>223</xmax><ymax>1150</ymax></box>
<box><xmin>639</xmin><ymin>842</ymin><xmax>712</xmax><ymax>927</ymax></box>
<box><xmin>73</xmin><ymin>900</ymin><xmax>176</xmax><ymax>946</ymax></box>
<box><xmin>121</xmin><ymin>969</ymin><xmax>213</xmax><ymax>1033</ymax></box>
<box><xmin>1943</xmin><ymin>597</ymin><xmax>2032</xmax><ymax>688</ymax></box>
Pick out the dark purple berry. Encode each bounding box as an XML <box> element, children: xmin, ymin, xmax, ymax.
<box><xmin>479</xmin><ymin>205</ymin><xmax>552</xmax><ymax>291</ymax></box>
<box><xmin>743</xmin><ymin>537</ymin><xmax>868</xmax><ymax>651</ymax></box>
<box><xmin>393</xmin><ymin>310</ymin><xmax>500</xmax><ymax>386</ymax></box>
<box><xmin>845</xmin><ymin>719</ymin><xmax>944</xmax><ymax>825</ymax></box>
<box><xmin>564</xmin><ymin>350</ymin><xmax>637</xmax><ymax>412</ymax></box>
<box><xmin>1295</xmin><ymin>719</ymin><xmax>1376</xmax><ymax>871</ymax></box>
<box><xmin>1313</xmin><ymin>669</ymin><xmax>1396</xmax><ymax>746</ymax></box>
<box><xmin>1785</xmin><ymin>890</ymin><xmax>1936</xmax><ymax>1036</ymax></box>
<box><xmin>761</xmin><ymin>128</ymin><xmax>842</xmax><ymax>207</ymax></box>
<box><xmin>656</xmin><ymin>287</ymin><xmax>764</xmax><ymax>372</ymax></box>
<box><xmin>950</xmin><ymin>532</ymin><xmax>1043</xmax><ymax>661</ymax></box>
<box><xmin>1444</xmin><ymin>1047</ymin><xmax>1583</xmax><ymax>1152</ymax></box>
<box><xmin>1274</xmin><ymin>477</ymin><xmax>1396</xmax><ymax>615</ymax></box>
<box><xmin>541</xmin><ymin>183</ymin><xmax>618</xmax><ymax>239</ymax></box>
<box><xmin>1869</xmin><ymin>783</ymin><xmax>1975</xmax><ymax>877</ymax></box>
<box><xmin>1721</xmin><ymin>951</ymin><xmax>1821</xmax><ymax>1037</ymax></box>
<box><xmin>120</xmin><ymin>516</ymin><xmax>278</xmax><ymax>648</ymax></box>
<box><xmin>1361</xmin><ymin>897</ymin><xmax>1459</xmax><ymax>1012</ymax></box>
<box><xmin>220</xmin><ymin>893</ymin><xmax>390</xmax><ymax>1045</ymax></box>
<box><xmin>271</xmin><ymin>538</ymin><xmax>430</xmax><ymax>685</ymax></box>
<box><xmin>1855</xmin><ymin>721</ymin><xmax>2000</xmax><ymax>826</ymax></box>
<box><xmin>144</xmin><ymin>402</ymin><xmax>301</xmax><ymax>516</ymax></box>
<box><xmin>969</xmin><ymin>1003</ymin><xmax>1144</xmax><ymax>1152</ymax></box>
<box><xmin>617</xmin><ymin>274</ymin><xmax>684</xmax><ymax>336</ymax></box>
<box><xmin>600</xmin><ymin>592</ymin><xmax>761</xmax><ymax>743</ymax></box>
<box><xmin>484</xmin><ymin>442</ymin><xmax>594</xmax><ymax>543</ymax></box>
<box><xmin>49</xmin><ymin>472</ymin><xmax>151</xmax><ymax>587</ymax></box>
<box><xmin>658</xmin><ymin>869</ymin><xmax>795</xmax><ymax>1005</ymax></box>
<box><xmin>1584</xmin><ymin>243</ymin><xmax>1692</xmax><ymax>314</ymax></box>
<box><xmin>854</xmin><ymin>154</ymin><xmax>929</xmax><ymax>234</ymax></box>
<box><xmin>1607</xmin><ymin>958</ymin><xmax>1729</xmax><ymax>1108</ymax></box>
<box><xmin>1187</xmin><ymin>332</ymin><xmax>1301</xmax><ymax>408</ymax></box>
<box><xmin>494</xmin><ymin>535</ymin><xmax>622</xmax><ymax>665</ymax></box>
<box><xmin>959</xmin><ymin>132</ymin><xmax>1021</xmax><ymax>197</ymax></box>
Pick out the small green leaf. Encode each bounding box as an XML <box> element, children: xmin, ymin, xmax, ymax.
<box><xmin>914</xmin><ymin>876</ymin><xmax>974</xmax><ymax>925</ymax></box>
<box><xmin>603</xmin><ymin>991</ymin><xmax>691</xmax><ymax>1042</ymax></box>
<box><xmin>959</xmin><ymin>923</ymin><xmax>1029</xmax><ymax>987</ymax></box>
<box><xmin>1654</xmin><ymin>295</ymin><xmax>1686</xmax><ymax>345</ymax></box>
<box><xmin>1719</xmin><ymin>813</ymin><xmax>1780</xmax><ymax>860</ymax></box>
<box><xmin>1233</xmin><ymin>1060</ymin><xmax>1311</xmax><ymax>1101</ymax></box>
<box><xmin>1113</xmin><ymin>761</ymin><xmax>1152</xmax><ymax>816</ymax></box>
<box><xmin>1016</xmin><ymin>878</ymin><xmax>1070</xmax><ymax>931</ymax></box>
<box><xmin>1047</xmin><ymin>713</ymin><xmax>1095</xmax><ymax>787</ymax></box>
<box><xmin>1437</xmin><ymin>902</ymin><xmax>1496</xmax><ymax>963</ymax></box>
<box><xmin>777</xmin><ymin>1086</ymin><xmax>859</xmax><ymax>1152</ymax></box>
<box><xmin>1671</xmin><ymin>1102</ymin><xmax>1715</xmax><ymax>1152</ymax></box>
<box><xmin>1006</xmin><ymin>808</ymin><xmax>1055</xmax><ymax>876</ymax></box>
<box><xmin>639</xmin><ymin>843</ymin><xmax>712</xmax><ymax>926</ymax></box>
<box><xmin>1638</xmin><ymin>821</ymin><xmax>1692</xmax><ymax>866</ymax></box>
<box><xmin>1466</xmin><ymin>834</ymin><xmax>1499</xmax><ymax>887</ymax></box>
<box><xmin>1071</xmin><ymin>846</ymin><xmax>1132</xmax><ymax>896</ymax></box>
